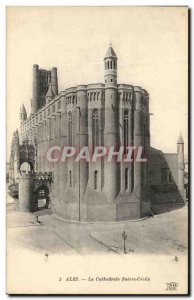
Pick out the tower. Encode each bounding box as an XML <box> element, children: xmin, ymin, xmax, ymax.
<box><xmin>104</xmin><ymin>44</ymin><xmax>118</xmax><ymax>87</ymax></box>
<box><xmin>20</xmin><ymin>104</ymin><xmax>27</xmax><ymax>123</ymax></box>
<box><xmin>31</xmin><ymin>64</ymin><xmax>58</xmax><ymax>114</ymax></box>
<box><xmin>51</xmin><ymin>67</ymin><xmax>58</xmax><ymax>96</ymax></box>
<box><xmin>19</xmin><ymin>171</ymin><xmax>33</xmax><ymax>211</ymax></box>
<box><xmin>177</xmin><ymin>132</ymin><xmax>184</xmax><ymax>191</ymax></box>
<box><xmin>103</xmin><ymin>45</ymin><xmax>119</xmax><ymax>201</ymax></box>
<box><xmin>32</xmin><ymin>64</ymin><xmax>39</xmax><ymax>114</ymax></box>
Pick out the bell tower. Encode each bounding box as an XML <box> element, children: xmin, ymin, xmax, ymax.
<box><xmin>20</xmin><ymin>104</ymin><xmax>27</xmax><ymax>124</ymax></box>
<box><xmin>103</xmin><ymin>44</ymin><xmax>119</xmax><ymax>202</ymax></box>
<box><xmin>104</xmin><ymin>43</ymin><xmax>118</xmax><ymax>87</ymax></box>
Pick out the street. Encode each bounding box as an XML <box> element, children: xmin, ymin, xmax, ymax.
<box><xmin>7</xmin><ymin>198</ymin><xmax>188</xmax><ymax>256</ymax></box>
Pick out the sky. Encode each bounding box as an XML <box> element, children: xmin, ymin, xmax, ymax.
<box><xmin>6</xmin><ymin>6</ymin><xmax>188</xmax><ymax>157</ymax></box>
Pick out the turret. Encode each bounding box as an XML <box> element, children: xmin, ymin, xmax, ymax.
<box><xmin>45</xmin><ymin>82</ymin><xmax>55</xmax><ymax>104</ymax></box>
<box><xmin>177</xmin><ymin>132</ymin><xmax>184</xmax><ymax>191</ymax></box>
<box><xmin>104</xmin><ymin>44</ymin><xmax>118</xmax><ymax>87</ymax></box>
<box><xmin>19</xmin><ymin>171</ymin><xmax>33</xmax><ymax>211</ymax></box>
<box><xmin>51</xmin><ymin>67</ymin><xmax>58</xmax><ymax>96</ymax></box>
<box><xmin>104</xmin><ymin>44</ymin><xmax>118</xmax><ymax>134</ymax></box>
<box><xmin>177</xmin><ymin>132</ymin><xmax>184</xmax><ymax>153</ymax></box>
<box><xmin>31</xmin><ymin>64</ymin><xmax>39</xmax><ymax>114</ymax></box>
<box><xmin>20</xmin><ymin>104</ymin><xmax>27</xmax><ymax>123</ymax></box>
<box><xmin>133</xmin><ymin>87</ymin><xmax>145</xmax><ymax>202</ymax></box>
<box><xmin>103</xmin><ymin>45</ymin><xmax>119</xmax><ymax>200</ymax></box>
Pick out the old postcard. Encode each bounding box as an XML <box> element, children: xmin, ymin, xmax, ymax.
<box><xmin>6</xmin><ymin>6</ymin><xmax>189</xmax><ymax>295</ymax></box>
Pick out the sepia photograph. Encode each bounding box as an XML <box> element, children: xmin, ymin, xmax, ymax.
<box><xmin>6</xmin><ymin>6</ymin><xmax>188</xmax><ymax>295</ymax></box>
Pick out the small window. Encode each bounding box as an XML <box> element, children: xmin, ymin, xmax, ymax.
<box><xmin>110</xmin><ymin>79</ymin><xmax>113</xmax><ymax>82</ymax></box>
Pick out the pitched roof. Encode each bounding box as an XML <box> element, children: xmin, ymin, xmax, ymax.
<box><xmin>46</xmin><ymin>83</ymin><xmax>55</xmax><ymax>98</ymax></box>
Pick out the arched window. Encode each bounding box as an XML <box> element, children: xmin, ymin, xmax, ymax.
<box><xmin>114</xmin><ymin>61</ymin><xmax>116</xmax><ymax>69</ymax></box>
<box><xmin>107</xmin><ymin>61</ymin><xmax>109</xmax><ymax>69</ymax></box>
<box><xmin>68</xmin><ymin>112</ymin><xmax>72</xmax><ymax>146</ymax></box>
<box><xmin>125</xmin><ymin>168</ymin><xmax>128</xmax><ymax>191</ymax></box>
<box><xmin>69</xmin><ymin>170</ymin><xmax>72</xmax><ymax>187</ymax></box>
<box><xmin>110</xmin><ymin>61</ymin><xmax>112</xmax><ymax>69</ymax></box>
<box><xmin>124</xmin><ymin>110</ymin><xmax>129</xmax><ymax>154</ymax></box>
<box><xmin>94</xmin><ymin>170</ymin><xmax>98</xmax><ymax>190</ymax></box>
<box><xmin>92</xmin><ymin>109</ymin><xmax>99</xmax><ymax>152</ymax></box>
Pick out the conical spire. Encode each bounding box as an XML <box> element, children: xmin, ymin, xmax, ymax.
<box><xmin>104</xmin><ymin>44</ymin><xmax>117</xmax><ymax>60</ymax></box>
<box><xmin>20</xmin><ymin>104</ymin><xmax>26</xmax><ymax>114</ymax></box>
<box><xmin>177</xmin><ymin>132</ymin><xmax>184</xmax><ymax>144</ymax></box>
<box><xmin>46</xmin><ymin>82</ymin><xmax>55</xmax><ymax>99</ymax></box>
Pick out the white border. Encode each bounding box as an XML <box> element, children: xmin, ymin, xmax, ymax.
<box><xmin>0</xmin><ymin>1</ymin><xmax>192</xmax><ymax>299</ymax></box>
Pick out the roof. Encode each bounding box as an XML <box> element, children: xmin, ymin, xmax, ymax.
<box><xmin>104</xmin><ymin>45</ymin><xmax>117</xmax><ymax>59</ymax></box>
<box><xmin>177</xmin><ymin>132</ymin><xmax>184</xmax><ymax>144</ymax></box>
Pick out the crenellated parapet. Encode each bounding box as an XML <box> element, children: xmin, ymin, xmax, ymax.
<box><xmin>32</xmin><ymin>171</ymin><xmax>53</xmax><ymax>183</ymax></box>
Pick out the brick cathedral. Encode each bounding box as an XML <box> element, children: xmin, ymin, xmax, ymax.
<box><xmin>9</xmin><ymin>45</ymin><xmax>186</xmax><ymax>221</ymax></box>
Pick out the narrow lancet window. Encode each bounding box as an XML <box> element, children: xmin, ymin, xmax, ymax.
<box><xmin>92</xmin><ymin>109</ymin><xmax>99</xmax><ymax>152</ymax></box>
<box><xmin>125</xmin><ymin>168</ymin><xmax>128</xmax><ymax>191</ymax></box>
<box><xmin>94</xmin><ymin>170</ymin><xmax>98</xmax><ymax>190</ymax></box>
<box><xmin>124</xmin><ymin>110</ymin><xmax>129</xmax><ymax>154</ymax></box>
<box><xmin>68</xmin><ymin>111</ymin><xmax>73</xmax><ymax>146</ymax></box>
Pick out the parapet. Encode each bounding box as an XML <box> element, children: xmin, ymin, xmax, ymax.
<box><xmin>19</xmin><ymin>171</ymin><xmax>33</xmax><ymax>179</ymax></box>
<box><xmin>87</xmin><ymin>83</ymin><xmax>105</xmax><ymax>90</ymax></box>
<box><xmin>117</xmin><ymin>84</ymin><xmax>133</xmax><ymax>90</ymax></box>
<box><xmin>33</xmin><ymin>171</ymin><xmax>53</xmax><ymax>181</ymax></box>
<box><xmin>76</xmin><ymin>85</ymin><xmax>87</xmax><ymax>91</ymax></box>
<box><xmin>65</xmin><ymin>87</ymin><xmax>77</xmax><ymax>94</ymax></box>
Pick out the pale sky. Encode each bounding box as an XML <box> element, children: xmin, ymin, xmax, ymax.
<box><xmin>7</xmin><ymin>6</ymin><xmax>188</xmax><ymax>157</ymax></box>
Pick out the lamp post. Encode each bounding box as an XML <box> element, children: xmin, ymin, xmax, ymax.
<box><xmin>122</xmin><ymin>231</ymin><xmax>127</xmax><ymax>254</ymax></box>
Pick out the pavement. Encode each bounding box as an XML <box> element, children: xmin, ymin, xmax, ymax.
<box><xmin>7</xmin><ymin>199</ymin><xmax>188</xmax><ymax>256</ymax></box>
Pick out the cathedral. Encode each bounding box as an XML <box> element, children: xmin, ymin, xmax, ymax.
<box><xmin>9</xmin><ymin>45</ymin><xmax>186</xmax><ymax>222</ymax></box>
